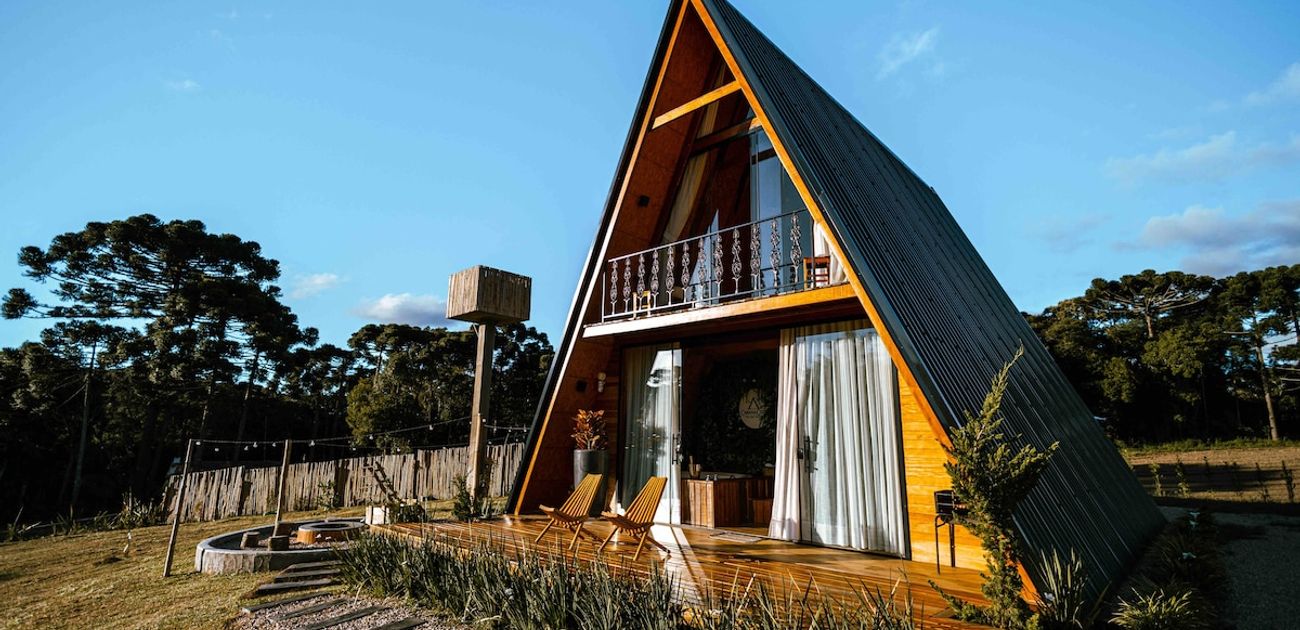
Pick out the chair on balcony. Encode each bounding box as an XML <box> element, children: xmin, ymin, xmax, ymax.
<box><xmin>803</xmin><ymin>255</ymin><xmax>831</xmax><ymax>288</ymax></box>
<box><xmin>598</xmin><ymin>476</ymin><xmax>669</xmax><ymax>561</ymax></box>
<box><xmin>535</xmin><ymin>473</ymin><xmax>606</xmax><ymax>550</ymax></box>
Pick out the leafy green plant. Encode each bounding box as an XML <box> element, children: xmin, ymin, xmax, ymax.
<box><xmin>1112</xmin><ymin>588</ymin><xmax>1206</xmax><ymax>630</ymax></box>
<box><xmin>1173</xmin><ymin>459</ymin><xmax>1190</xmax><ymax>499</ymax></box>
<box><xmin>1148</xmin><ymin>463</ymin><xmax>1163</xmax><ymax>497</ymax></box>
<box><xmin>315</xmin><ymin>480</ymin><xmax>340</xmax><ymax>511</ymax></box>
<box><xmin>1034</xmin><ymin>549</ymin><xmax>1087</xmax><ymax>629</ymax></box>
<box><xmin>339</xmin><ymin>532</ymin><xmax>925</xmax><ymax>629</ymax></box>
<box><xmin>929</xmin><ymin>346</ymin><xmax>1058</xmax><ymax>630</ymax></box>
<box><xmin>451</xmin><ymin>474</ymin><xmax>496</xmax><ymax>522</ymax></box>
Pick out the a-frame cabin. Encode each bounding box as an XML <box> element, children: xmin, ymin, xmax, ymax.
<box><xmin>510</xmin><ymin>0</ymin><xmax>1162</xmax><ymax>600</ymax></box>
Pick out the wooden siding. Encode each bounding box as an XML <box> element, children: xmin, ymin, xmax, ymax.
<box><xmin>899</xmin><ymin>378</ymin><xmax>982</xmax><ymax>569</ymax></box>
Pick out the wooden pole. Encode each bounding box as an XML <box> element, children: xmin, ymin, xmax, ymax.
<box><xmin>162</xmin><ymin>438</ymin><xmax>194</xmax><ymax>577</ymax></box>
<box><xmin>273</xmin><ymin>439</ymin><xmax>293</xmax><ymax>532</ymax></box>
<box><xmin>467</xmin><ymin>323</ymin><xmax>496</xmax><ymax>500</ymax></box>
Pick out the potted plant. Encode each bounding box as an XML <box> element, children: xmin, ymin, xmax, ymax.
<box><xmin>571</xmin><ymin>409</ymin><xmax>609</xmax><ymax>515</ymax></box>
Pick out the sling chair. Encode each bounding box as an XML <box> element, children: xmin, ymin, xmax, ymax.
<box><xmin>598</xmin><ymin>476</ymin><xmax>669</xmax><ymax>561</ymax></box>
<box><xmin>534</xmin><ymin>472</ymin><xmax>605</xmax><ymax>550</ymax></box>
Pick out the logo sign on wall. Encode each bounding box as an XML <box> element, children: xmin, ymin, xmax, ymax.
<box><xmin>738</xmin><ymin>388</ymin><xmax>769</xmax><ymax>429</ymax></box>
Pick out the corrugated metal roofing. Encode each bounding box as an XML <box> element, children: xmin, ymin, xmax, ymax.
<box><xmin>510</xmin><ymin>0</ymin><xmax>1163</xmax><ymax>600</ymax></box>
<box><xmin>701</xmin><ymin>0</ymin><xmax>1162</xmax><ymax>597</ymax></box>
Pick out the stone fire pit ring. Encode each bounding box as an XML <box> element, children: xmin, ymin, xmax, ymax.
<box><xmin>296</xmin><ymin>520</ymin><xmax>366</xmax><ymax>544</ymax></box>
<box><xmin>194</xmin><ymin>517</ymin><xmax>366</xmax><ymax>574</ymax></box>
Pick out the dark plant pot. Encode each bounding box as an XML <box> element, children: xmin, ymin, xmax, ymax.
<box><xmin>573</xmin><ymin>449</ymin><xmax>609</xmax><ymax>516</ymax></box>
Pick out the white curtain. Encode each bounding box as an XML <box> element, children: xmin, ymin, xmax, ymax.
<box><xmin>622</xmin><ymin>345</ymin><xmax>681</xmax><ymax>524</ymax></box>
<box><xmin>768</xmin><ymin>321</ymin><xmax>906</xmax><ymax>555</ymax></box>
<box><xmin>813</xmin><ymin>223</ymin><xmax>848</xmax><ymax>286</ymax></box>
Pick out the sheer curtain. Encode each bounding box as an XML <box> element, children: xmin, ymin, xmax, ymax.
<box><xmin>768</xmin><ymin>321</ymin><xmax>906</xmax><ymax>555</ymax></box>
<box><xmin>622</xmin><ymin>345</ymin><xmax>682</xmax><ymax>524</ymax></box>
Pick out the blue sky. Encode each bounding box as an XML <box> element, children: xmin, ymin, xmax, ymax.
<box><xmin>2</xmin><ymin>1</ymin><xmax>1298</xmax><ymax>349</ymax></box>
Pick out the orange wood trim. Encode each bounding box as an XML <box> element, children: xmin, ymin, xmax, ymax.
<box><xmin>513</xmin><ymin>1</ymin><xmax>694</xmax><ymax>515</ymax></box>
<box><xmin>583</xmin><ymin>284</ymin><xmax>856</xmax><ymax>338</ymax></box>
<box><xmin>690</xmin><ymin>117</ymin><xmax>761</xmax><ymax>155</ymax></box>
<box><xmin>652</xmin><ymin>80</ymin><xmax>741</xmax><ymax>129</ymax></box>
<box><xmin>687</xmin><ymin>0</ymin><xmax>952</xmax><ymax>451</ymax></box>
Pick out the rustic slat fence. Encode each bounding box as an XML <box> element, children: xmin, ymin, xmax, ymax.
<box><xmin>1132</xmin><ymin>459</ymin><xmax>1298</xmax><ymax>503</ymax></box>
<box><xmin>165</xmin><ymin>442</ymin><xmax>524</xmax><ymax>523</ymax></box>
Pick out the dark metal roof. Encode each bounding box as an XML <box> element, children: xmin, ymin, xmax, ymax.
<box><xmin>702</xmin><ymin>0</ymin><xmax>1162</xmax><ymax>597</ymax></box>
<box><xmin>511</xmin><ymin>0</ymin><xmax>1163</xmax><ymax>599</ymax></box>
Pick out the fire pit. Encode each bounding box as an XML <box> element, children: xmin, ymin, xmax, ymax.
<box><xmin>296</xmin><ymin>520</ymin><xmax>366</xmax><ymax>544</ymax></box>
<box><xmin>195</xmin><ymin>517</ymin><xmax>366</xmax><ymax>574</ymax></box>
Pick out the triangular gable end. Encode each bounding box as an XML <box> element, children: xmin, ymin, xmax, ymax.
<box><xmin>511</xmin><ymin>0</ymin><xmax>1164</xmax><ymax>602</ymax></box>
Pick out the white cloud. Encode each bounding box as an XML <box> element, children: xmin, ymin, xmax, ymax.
<box><xmin>165</xmin><ymin>79</ymin><xmax>201</xmax><ymax>92</ymax></box>
<box><xmin>1245</xmin><ymin>62</ymin><xmax>1300</xmax><ymax>106</ymax></box>
<box><xmin>877</xmin><ymin>27</ymin><xmax>940</xmax><ymax>79</ymax></box>
<box><xmin>290</xmin><ymin>273</ymin><xmax>342</xmax><ymax>299</ymax></box>
<box><xmin>1125</xmin><ymin>201</ymin><xmax>1300</xmax><ymax>276</ymax></box>
<box><xmin>353</xmin><ymin>293</ymin><xmax>453</xmax><ymax>327</ymax></box>
<box><xmin>1104</xmin><ymin>131</ymin><xmax>1300</xmax><ymax>185</ymax></box>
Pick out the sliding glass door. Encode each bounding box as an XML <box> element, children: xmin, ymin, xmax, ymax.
<box><xmin>622</xmin><ymin>344</ymin><xmax>682</xmax><ymax>524</ymax></box>
<box><xmin>769</xmin><ymin>321</ymin><xmax>906</xmax><ymax>554</ymax></box>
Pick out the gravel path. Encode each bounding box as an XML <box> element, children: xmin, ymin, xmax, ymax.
<box><xmin>230</xmin><ymin>593</ymin><xmax>468</xmax><ymax>630</ymax></box>
<box><xmin>1217</xmin><ymin>511</ymin><xmax>1300</xmax><ymax>630</ymax></box>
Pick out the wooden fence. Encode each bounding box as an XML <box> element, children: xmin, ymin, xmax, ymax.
<box><xmin>165</xmin><ymin>442</ymin><xmax>525</xmax><ymax>523</ymax></box>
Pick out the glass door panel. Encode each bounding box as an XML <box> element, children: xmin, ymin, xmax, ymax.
<box><xmin>622</xmin><ymin>344</ymin><xmax>682</xmax><ymax>524</ymax></box>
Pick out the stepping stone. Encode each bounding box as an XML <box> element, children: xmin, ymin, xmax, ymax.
<box><xmin>272</xmin><ymin>568</ymin><xmax>340</xmax><ymax>582</ymax></box>
<box><xmin>273</xmin><ymin>598</ymin><xmax>346</xmax><ymax>621</ymax></box>
<box><xmin>372</xmin><ymin>618</ymin><xmax>426</xmax><ymax>630</ymax></box>
<box><xmin>282</xmin><ymin>560</ymin><xmax>342</xmax><ymax>571</ymax></box>
<box><xmin>300</xmin><ymin>605</ymin><xmax>386</xmax><ymax>630</ymax></box>
<box><xmin>240</xmin><ymin>592</ymin><xmax>326</xmax><ymax>613</ymax></box>
<box><xmin>254</xmin><ymin>577</ymin><xmax>337</xmax><ymax>597</ymax></box>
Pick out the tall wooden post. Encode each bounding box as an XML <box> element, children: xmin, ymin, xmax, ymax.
<box><xmin>447</xmin><ymin>265</ymin><xmax>531</xmax><ymax>502</ymax></box>
<box><xmin>467</xmin><ymin>323</ymin><xmax>496</xmax><ymax>500</ymax></box>
<box><xmin>273</xmin><ymin>439</ymin><xmax>293</xmax><ymax>532</ymax></box>
<box><xmin>162</xmin><ymin>438</ymin><xmax>194</xmax><ymax>577</ymax></box>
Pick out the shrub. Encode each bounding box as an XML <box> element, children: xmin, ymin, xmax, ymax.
<box><xmin>339</xmin><ymin>533</ymin><xmax>924</xmax><ymax>629</ymax></box>
<box><xmin>929</xmin><ymin>346</ymin><xmax>1059</xmax><ymax>630</ymax></box>
<box><xmin>314</xmin><ymin>480</ymin><xmax>340</xmax><ymax>511</ymax></box>
<box><xmin>1112</xmin><ymin>588</ymin><xmax>1206</xmax><ymax>630</ymax></box>
<box><xmin>1034</xmin><ymin>549</ymin><xmax>1087</xmax><ymax>629</ymax></box>
<box><xmin>451</xmin><ymin>475</ymin><xmax>497</xmax><ymax>522</ymax></box>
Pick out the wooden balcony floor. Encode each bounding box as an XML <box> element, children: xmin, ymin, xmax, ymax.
<box><xmin>375</xmin><ymin>516</ymin><xmax>987</xmax><ymax>629</ymax></box>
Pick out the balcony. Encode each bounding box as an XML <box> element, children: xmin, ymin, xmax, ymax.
<box><xmin>600</xmin><ymin>209</ymin><xmax>846</xmax><ymax>323</ymax></box>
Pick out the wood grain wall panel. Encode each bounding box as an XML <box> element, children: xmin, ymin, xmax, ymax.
<box><xmin>900</xmin><ymin>377</ymin><xmax>983</xmax><ymax>569</ymax></box>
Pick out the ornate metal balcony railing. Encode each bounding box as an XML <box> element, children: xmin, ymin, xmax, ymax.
<box><xmin>600</xmin><ymin>209</ymin><xmax>842</xmax><ymax>322</ymax></box>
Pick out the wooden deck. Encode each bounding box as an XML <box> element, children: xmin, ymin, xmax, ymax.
<box><xmin>376</xmin><ymin>517</ymin><xmax>988</xmax><ymax>628</ymax></box>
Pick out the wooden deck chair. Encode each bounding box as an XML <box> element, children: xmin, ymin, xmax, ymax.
<box><xmin>599</xmin><ymin>476</ymin><xmax>669</xmax><ymax>561</ymax></box>
<box><xmin>534</xmin><ymin>473</ymin><xmax>605</xmax><ymax>550</ymax></box>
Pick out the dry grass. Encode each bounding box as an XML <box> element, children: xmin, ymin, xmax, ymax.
<box><xmin>0</xmin><ymin>508</ymin><xmax>364</xmax><ymax>630</ymax></box>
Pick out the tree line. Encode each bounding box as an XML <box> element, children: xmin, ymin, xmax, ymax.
<box><xmin>0</xmin><ymin>215</ymin><xmax>551</xmax><ymax>523</ymax></box>
<box><xmin>1027</xmin><ymin>267</ymin><xmax>1299</xmax><ymax>443</ymax></box>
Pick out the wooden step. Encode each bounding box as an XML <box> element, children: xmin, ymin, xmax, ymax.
<box><xmin>372</xmin><ymin>618</ymin><xmax>427</xmax><ymax>630</ymax></box>
<box><xmin>254</xmin><ymin>578</ymin><xmax>338</xmax><ymax>597</ymax></box>
<box><xmin>239</xmin><ymin>592</ymin><xmax>326</xmax><ymax>613</ymax></box>
<box><xmin>272</xmin><ymin>568</ymin><xmax>340</xmax><ymax>582</ymax></box>
<box><xmin>300</xmin><ymin>606</ymin><xmax>386</xmax><ymax>630</ymax></box>
<box><xmin>272</xmin><ymin>597</ymin><xmax>346</xmax><ymax>621</ymax></box>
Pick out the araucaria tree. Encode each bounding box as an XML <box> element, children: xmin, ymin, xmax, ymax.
<box><xmin>933</xmin><ymin>346</ymin><xmax>1059</xmax><ymax>629</ymax></box>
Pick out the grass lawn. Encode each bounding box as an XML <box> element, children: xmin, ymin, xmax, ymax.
<box><xmin>0</xmin><ymin>508</ymin><xmax>366</xmax><ymax>630</ymax></box>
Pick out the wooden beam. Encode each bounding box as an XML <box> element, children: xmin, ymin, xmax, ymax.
<box><xmin>690</xmin><ymin>117</ymin><xmax>761</xmax><ymax>155</ymax></box>
<box><xmin>583</xmin><ymin>284</ymin><xmax>857</xmax><ymax>338</ymax></box>
<box><xmin>652</xmin><ymin>80</ymin><xmax>740</xmax><ymax>129</ymax></box>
